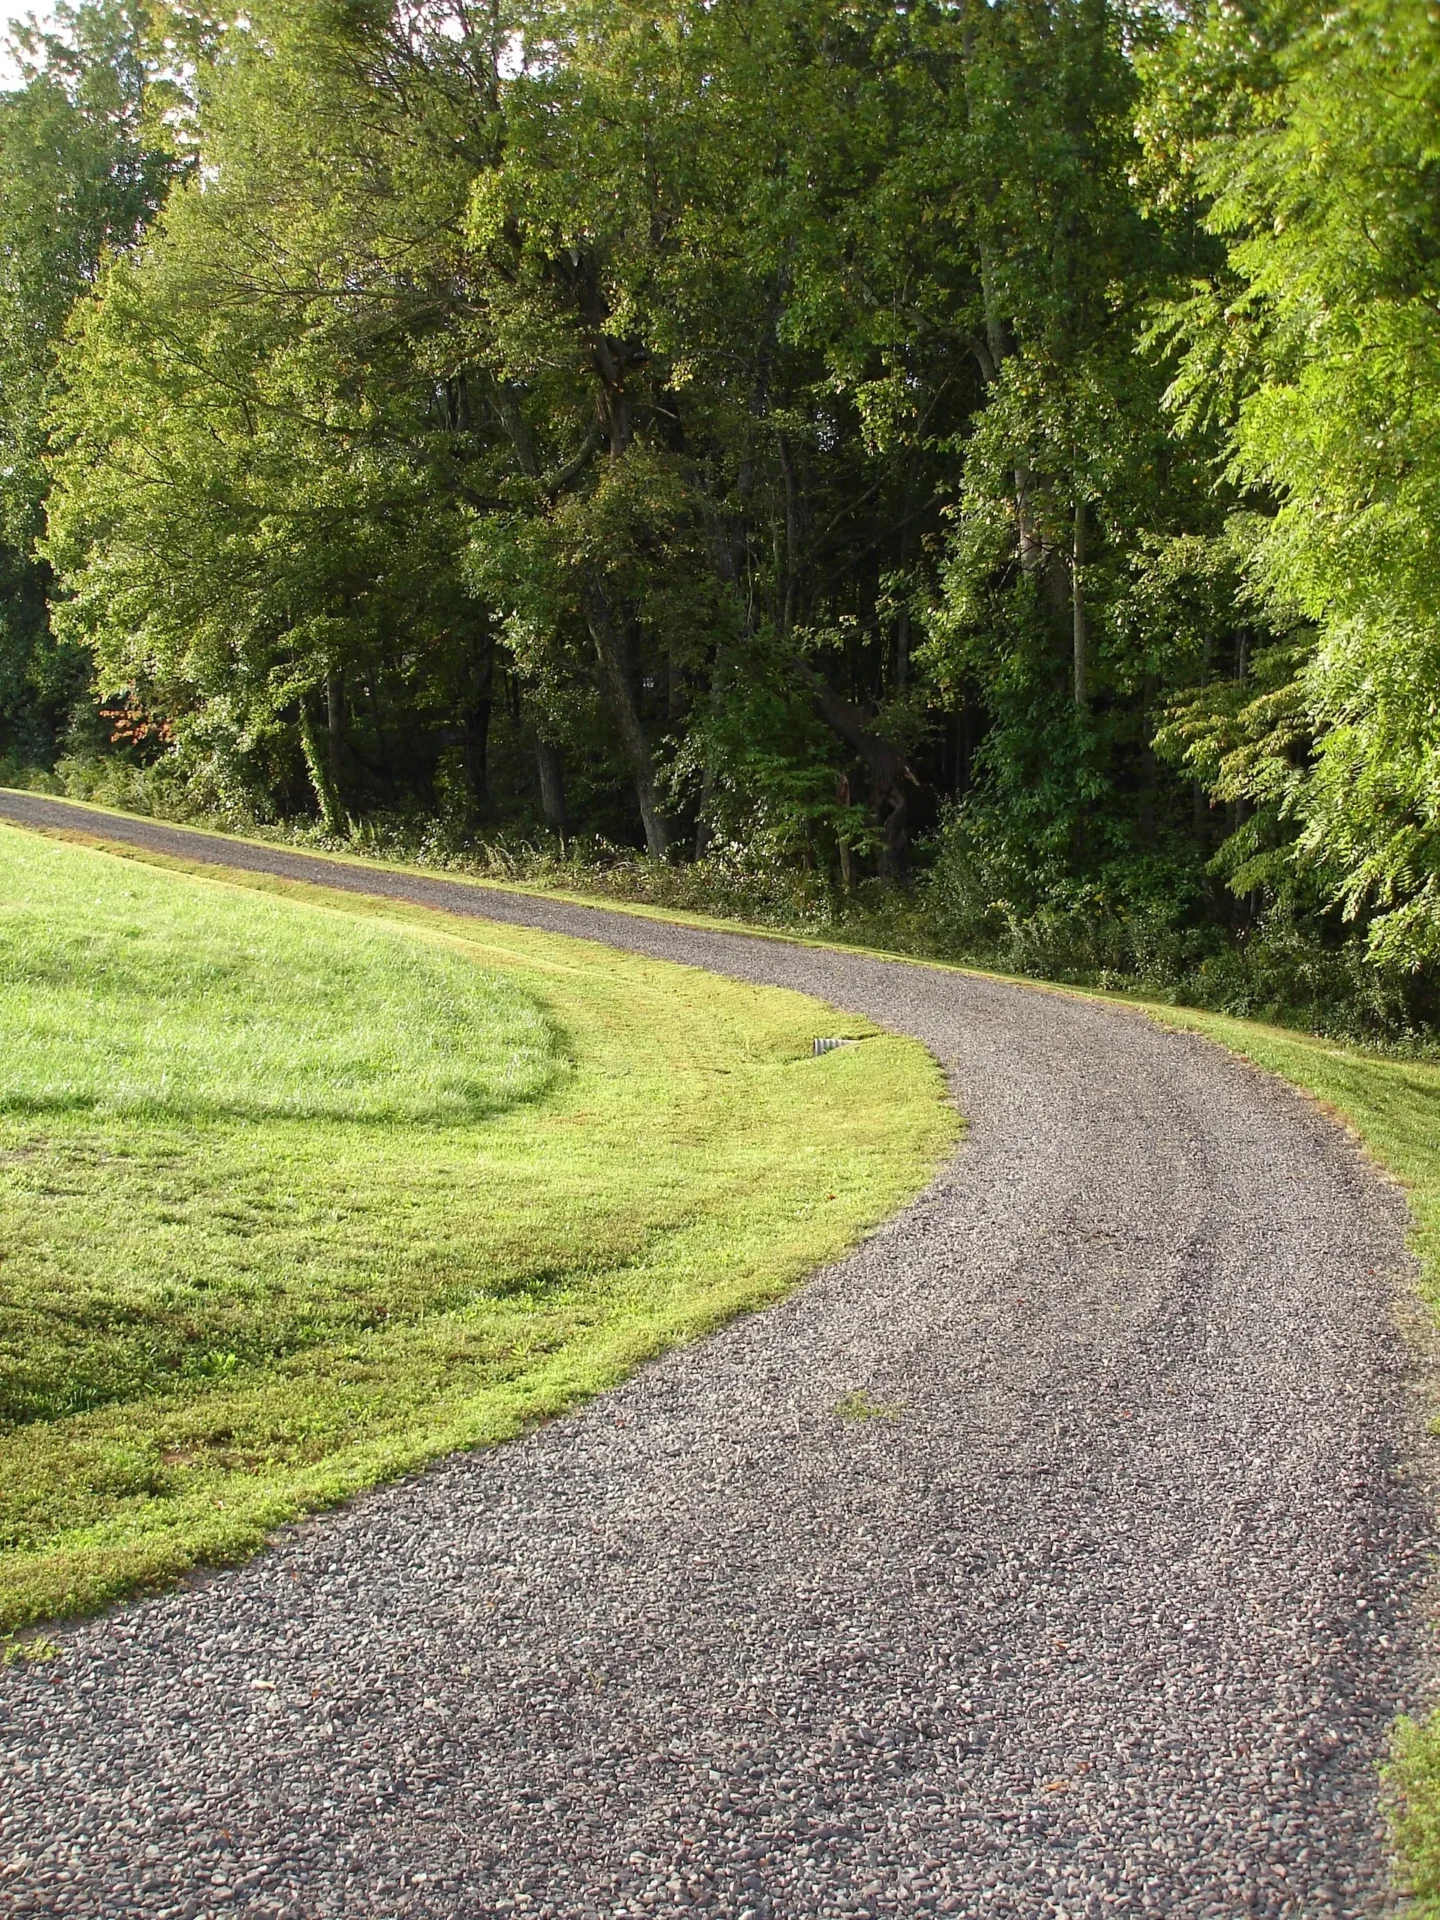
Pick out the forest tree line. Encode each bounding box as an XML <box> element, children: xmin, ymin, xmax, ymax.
<box><xmin>1</xmin><ymin>0</ymin><xmax>1437</xmax><ymax>1034</ymax></box>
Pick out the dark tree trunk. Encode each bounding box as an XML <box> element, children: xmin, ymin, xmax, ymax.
<box><xmin>695</xmin><ymin>768</ymin><xmax>715</xmax><ymax>859</ymax></box>
<box><xmin>796</xmin><ymin>663</ymin><xmax>918</xmax><ymax>878</ymax></box>
<box><xmin>778</xmin><ymin>431</ymin><xmax>800</xmax><ymax>636</ymax></box>
<box><xmin>1072</xmin><ymin>501</ymin><xmax>1089</xmax><ymax>710</ymax></box>
<box><xmin>464</xmin><ymin>638</ymin><xmax>496</xmax><ymax>814</ymax></box>
<box><xmin>299</xmin><ymin>690</ymin><xmax>345</xmax><ymax>835</ymax></box>
<box><xmin>534</xmin><ymin>736</ymin><xmax>568</xmax><ymax>841</ymax></box>
<box><xmin>326</xmin><ymin>669</ymin><xmax>344</xmax><ymax>797</ymax></box>
<box><xmin>695</xmin><ymin>650</ymin><xmax>726</xmax><ymax>859</ymax></box>
<box><xmin>581</xmin><ymin>574</ymin><xmax>670</xmax><ymax>859</ymax></box>
<box><xmin>836</xmin><ymin>773</ymin><xmax>855</xmax><ymax>891</ymax></box>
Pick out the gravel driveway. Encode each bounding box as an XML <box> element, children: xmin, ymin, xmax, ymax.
<box><xmin>0</xmin><ymin>791</ymin><xmax>1432</xmax><ymax>1920</ymax></box>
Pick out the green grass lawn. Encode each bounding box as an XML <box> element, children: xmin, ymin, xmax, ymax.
<box><xmin>0</xmin><ymin>825</ymin><xmax>957</xmax><ymax>1634</ymax></box>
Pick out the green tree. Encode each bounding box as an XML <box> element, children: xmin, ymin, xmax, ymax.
<box><xmin>905</xmin><ymin>0</ymin><xmax>1223</xmax><ymax>945</ymax></box>
<box><xmin>0</xmin><ymin>0</ymin><xmax>180</xmax><ymax>766</ymax></box>
<box><xmin>35</xmin><ymin>0</ymin><xmax>1439</xmax><ymax>1030</ymax></box>
<box><xmin>47</xmin><ymin>0</ymin><xmax>505</xmax><ymax>823</ymax></box>
<box><xmin>1147</xmin><ymin>0</ymin><xmax>1440</xmax><ymax>980</ymax></box>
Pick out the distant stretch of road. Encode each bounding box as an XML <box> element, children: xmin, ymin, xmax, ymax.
<box><xmin>0</xmin><ymin>789</ymin><xmax>1427</xmax><ymax>1919</ymax></box>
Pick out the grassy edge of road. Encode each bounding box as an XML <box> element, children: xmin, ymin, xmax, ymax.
<box><xmin>8</xmin><ymin>801</ymin><xmax>1440</xmax><ymax>1904</ymax></box>
<box><xmin>0</xmin><ymin>825</ymin><xmax>958</xmax><ymax>1639</ymax></box>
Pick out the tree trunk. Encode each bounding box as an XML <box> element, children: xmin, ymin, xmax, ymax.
<box><xmin>581</xmin><ymin>574</ymin><xmax>670</xmax><ymax>859</ymax></box>
<box><xmin>796</xmin><ymin>662</ymin><xmax>917</xmax><ymax>878</ymax></box>
<box><xmin>464</xmin><ymin>639</ymin><xmax>496</xmax><ymax>815</ymax></box>
<box><xmin>695</xmin><ymin>760</ymin><xmax>716</xmax><ymax>859</ymax></box>
<box><xmin>326</xmin><ymin>669</ymin><xmax>344</xmax><ymax>797</ymax></box>
<box><xmin>534</xmin><ymin>736</ymin><xmax>568</xmax><ymax>843</ymax></box>
<box><xmin>975</xmin><ymin>241</ymin><xmax>1059</xmax><ymax>607</ymax></box>
<box><xmin>299</xmin><ymin>693</ymin><xmax>345</xmax><ymax>836</ymax></box>
<box><xmin>1139</xmin><ymin>675</ymin><xmax>1158</xmax><ymax>846</ymax></box>
<box><xmin>977</xmin><ymin>240</ymin><xmax>1009</xmax><ymax>376</ymax></box>
<box><xmin>777</xmin><ymin>431</ymin><xmax>800</xmax><ymax>637</ymax></box>
<box><xmin>1072</xmin><ymin>501</ymin><xmax>1089</xmax><ymax>710</ymax></box>
<box><xmin>691</xmin><ymin>639</ymin><xmax>734</xmax><ymax>862</ymax></box>
<box><xmin>836</xmin><ymin>773</ymin><xmax>855</xmax><ymax>891</ymax></box>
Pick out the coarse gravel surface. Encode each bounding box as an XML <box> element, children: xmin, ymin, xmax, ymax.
<box><xmin>0</xmin><ymin>789</ymin><xmax>1434</xmax><ymax>1920</ymax></box>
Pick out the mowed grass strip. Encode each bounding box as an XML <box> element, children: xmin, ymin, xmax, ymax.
<box><xmin>0</xmin><ymin>826</ymin><xmax>957</xmax><ymax>1633</ymax></box>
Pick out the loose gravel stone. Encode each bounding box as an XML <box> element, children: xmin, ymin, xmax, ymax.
<box><xmin>0</xmin><ymin>792</ymin><xmax>1434</xmax><ymax>1919</ymax></box>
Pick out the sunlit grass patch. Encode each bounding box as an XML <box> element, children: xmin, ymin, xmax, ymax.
<box><xmin>0</xmin><ymin>826</ymin><xmax>957</xmax><ymax>1631</ymax></box>
<box><xmin>1</xmin><ymin>836</ymin><xmax>558</xmax><ymax>1125</ymax></box>
<box><xmin>1388</xmin><ymin>1714</ymin><xmax>1440</xmax><ymax>1916</ymax></box>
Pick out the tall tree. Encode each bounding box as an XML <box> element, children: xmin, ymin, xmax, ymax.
<box><xmin>1146</xmin><ymin>0</ymin><xmax>1440</xmax><ymax>977</ymax></box>
<box><xmin>0</xmin><ymin>0</ymin><xmax>180</xmax><ymax>765</ymax></box>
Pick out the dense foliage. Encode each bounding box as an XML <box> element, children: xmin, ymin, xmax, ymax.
<box><xmin>0</xmin><ymin>0</ymin><xmax>180</xmax><ymax>763</ymax></box>
<box><xmin>3</xmin><ymin>0</ymin><xmax>1438</xmax><ymax>1034</ymax></box>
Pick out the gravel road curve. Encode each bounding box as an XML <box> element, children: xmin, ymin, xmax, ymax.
<box><xmin>0</xmin><ymin>790</ymin><xmax>1433</xmax><ymax>1920</ymax></box>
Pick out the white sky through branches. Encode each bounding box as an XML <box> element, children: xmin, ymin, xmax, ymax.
<box><xmin>0</xmin><ymin>4</ymin><xmax>47</xmax><ymax>84</ymax></box>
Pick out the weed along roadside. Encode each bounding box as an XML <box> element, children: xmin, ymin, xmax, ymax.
<box><xmin>0</xmin><ymin>823</ymin><xmax>956</xmax><ymax>1631</ymax></box>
